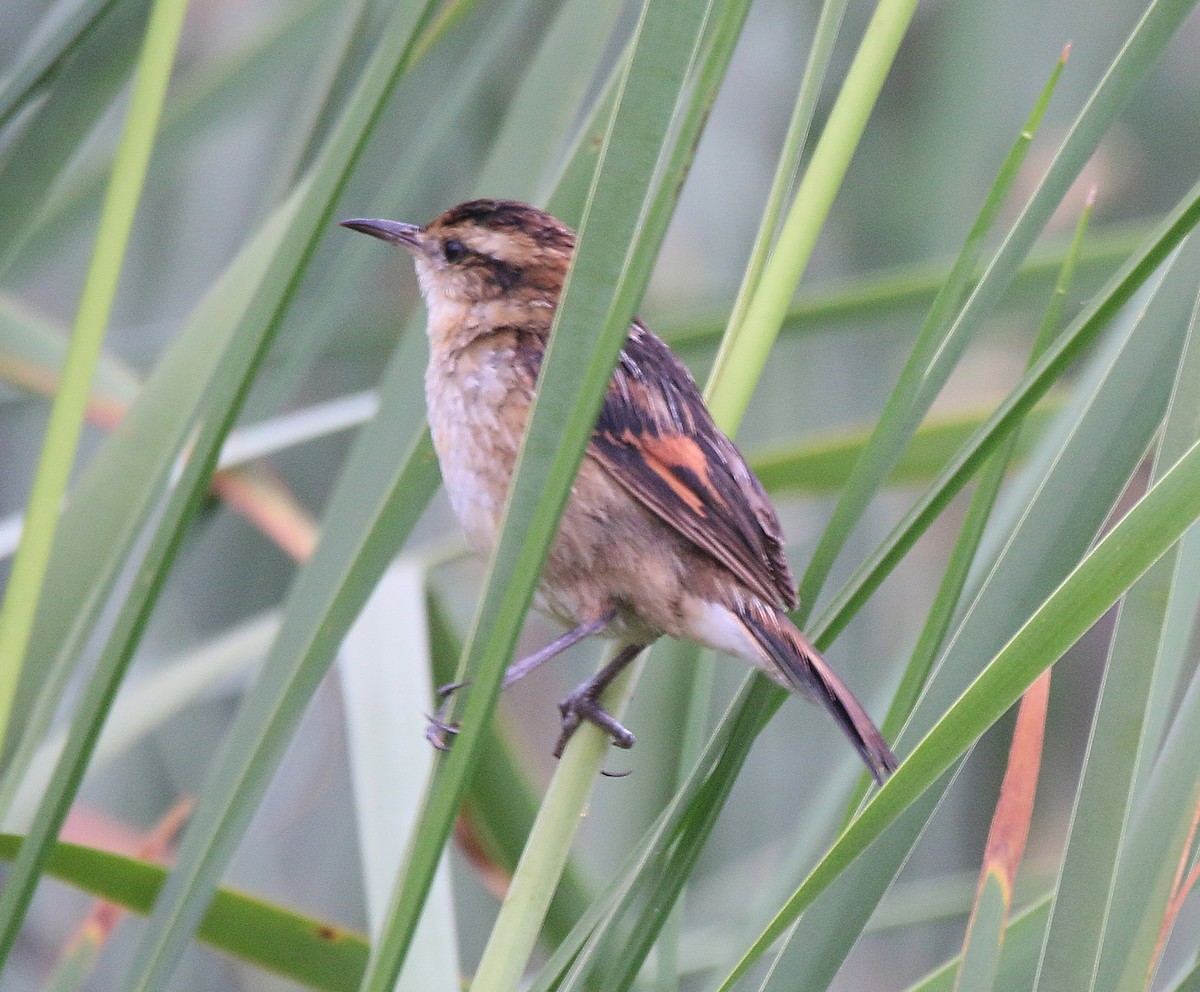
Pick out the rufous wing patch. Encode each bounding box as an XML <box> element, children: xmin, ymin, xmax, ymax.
<box><xmin>590</xmin><ymin>322</ymin><xmax>798</xmax><ymax>609</ymax></box>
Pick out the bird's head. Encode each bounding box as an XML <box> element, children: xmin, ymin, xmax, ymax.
<box><xmin>341</xmin><ymin>199</ymin><xmax>576</xmax><ymax>311</ymax></box>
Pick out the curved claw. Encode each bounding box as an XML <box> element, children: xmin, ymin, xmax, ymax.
<box><xmin>436</xmin><ymin>679</ymin><xmax>471</xmax><ymax>699</ymax></box>
<box><xmin>425</xmin><ymin>680</ymin><xmax>468</xmax><ymax>751</ymax></box>
<box><xmin>552</xmin><ymin>689</ymin><xmax>637</xmax><ymax>759</ymax></box>
<box><xmin>425</xmin><ymin>714</ymin><xmax>460</xmax><ymax>751</ymax></box>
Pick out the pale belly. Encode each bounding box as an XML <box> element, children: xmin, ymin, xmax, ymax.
<box><xmin>424</xmin><ymin>339</ymin><xmax>696</xmax><ymax>646</ymax></box>
<box><xmin>426</xmin><ymin>344</ymin><xmax>532</xmax><ymax>555</ymax></box>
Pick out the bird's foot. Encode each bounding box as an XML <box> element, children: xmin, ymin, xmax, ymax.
<box><xmin>553</xmin><ymin>687</ymin><xmax>636</xmax><ymax>759</ymax></box>
<box><xmin>424</xmin><ymin>680</ymin><xmax>469</xmax><ymax>751</ymax></box>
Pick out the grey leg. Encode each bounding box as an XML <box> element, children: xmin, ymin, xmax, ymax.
<box><xmin>426</xmin><ymin>609</ymin><xmax>617</xmax><ymax>750</ymax></box>
<box><xmin>553</xmin><ymin>643</ymin><xmax>647</xmax><ymax>758</ymax></box>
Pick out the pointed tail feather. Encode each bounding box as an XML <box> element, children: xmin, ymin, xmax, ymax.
<box><xmin>738</xmin><ymin>604</ymin><xmax>897</xmax><ymax>784</ymax></box>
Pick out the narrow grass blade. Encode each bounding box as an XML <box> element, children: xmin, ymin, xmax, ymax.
<box><xmin>1087</xmin><ymin>291</ymin><xmax>1200</xmax><ymax>992</ymax></box>
<box><xmin>0</xmin><ymin>834</ymin><xmax>369</xmax><ymax>990</ymax></box>
<box><xmin>41</xmin><ymin>801</ymin><xmax>190</xmax><ymax>992</ymax></box>
<box><xmin>0</xmin><ymin>195</ymin><xmax>300</xmax><ymax>815</ymax></box>
<box><xmin>33</xmin><ymin>0</ymin><xmax>446</xmax><ymax>983</ymax></box>
<box><xmin>1102</xmin><ymin>654</ymin><xmax>1200</xmax><ymax>990</ymax></box>
<box><xmin>907</xmin><ymin>896</ymin><xmax>1052</xmax><ymax>992</ymax></box>
<box><xmin>796</xmin><ymin>44</ymin><xmax>1066</xmax><ymax>613</ymax></box>
<box><xmin>805</xmin><ymin>0</ymin><xmax>1200</xmax><ymax>614</ymax></box>
<box><xmin>444</xmin><ymin>3</ymin><xmax>763</xmax><ymax>989</ymax></box>
<box><xmin>706</xmin><ymin>0</ymin><xmax>922</xmax><ymax>431</ymax></box>
<box><xmin>898</xmin><ymin>192</ymin><xmax>1093</xmax><ymax>729</ymax></box>
<box><xmin>1033</xmin><ymin>241</ymin><xmax>1200</xmax><ymax>992</ymax></box>
<box><xmin>0</xmin><ymin>0</ymin><xmax>151</xmax><ymax>270</ymax></box>
<box><xmin>340</xmin><ymin>563</ymin><xmax>459</xmax><ymax>989</ymax></box>
<box><xmin>816</xmin><ymin>179</ymin><xmax>1200</xmax><ymax>649</ymax></box>
<box><xmin>0</xmin><ymin>0</ymin><xmax>191</xmax><ymax>961</ymax></box>
<box><xmin>711</xmin><ymin>232</ymin><xmax>1198</xmax><ymax>989</ymax></box>
<box><xmin>358</xmin><ymin>0</ymin><xmax>729</xmax><ymax>986</ymax></box>
<box><xmin>425</xmin><ymin>593</ymin><xmax>596</xmax><ymax>949</ymax></box>
<box><xmin>0</xmin><ymin>0</ymin><xmax>127</xmax><ymax>129</ymax></box>
<box><xmin>1090</xmin><ymin>522</ymin><xmax>1200</xmax><ymax>987</ymax></box>
<box><xmin>720</xmin><ymin>425</ymin><xmax>1200</xmax><ymax>991</ymax></box>
<box><xmin>659</xmin><ymin>220</ymin><xmax>1156</xmax><ymax>353</ymax></box>
<box><xmin>249</xmin><ymin>0</ymin><xmax>549</xmax><ymax>421</ymax></box>
<box><xmin>953</xmin><ymin>673</ymin><xmax>1049</xmax><ymax>992</ymax></box>
<box><xmin>710</xmin><ymin>0</ymin><xmax>850</xmax><ymax>394</ymax></box>
<box><xmin>5</xmin><ymin>613</ymin><xmax>276</xmax><ymax>834</ymax></box>
<box><xmin>0</xmin><ymin>0</ymin><xmax>188</xmax><ymax>755</ymax></box>
<box><xmin>1</xmin><ymin>0</ymin><xmax>329</xmax><ymax>277</ymax></box>
<box><xmin>748</xmin><ymin>400</ymin><xmax>1061</xmax><ymax>497</ymax></box>
<box><xmin>121</xmin><ymin>410</ymin><xmax>439</xmax><ymax>992</ymax></box>
<box><xmin>524</xmin><ymin>180</ymin><xmax>1200</xmax><ymax>992</ymax></box>
<box><xmin>0</xmin><ymin>292</ymin><xmax>139</xmax><ymax>424</ymax></box>
<box><xmin>482</xmin><ymin>0</ymin><xmax>625</xmax><ymax>200</ymax></box>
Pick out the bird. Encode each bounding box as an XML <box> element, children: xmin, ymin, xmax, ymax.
<box><xmin>341</xmin><ymin>199</ymin><xmax>897</xmax><ymax>783</ymax></box>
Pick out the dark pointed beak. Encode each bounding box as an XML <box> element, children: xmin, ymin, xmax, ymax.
<box><xmin>340</xmin><ymin>218</ymin><xmax>421</xmax><ymax>249</ymax></box>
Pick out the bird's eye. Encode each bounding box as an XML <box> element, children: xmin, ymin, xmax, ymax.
<box><xmin>442</xmin><ymin>239</ymin><xmax>468</xmax><ymax>263</ymax></box>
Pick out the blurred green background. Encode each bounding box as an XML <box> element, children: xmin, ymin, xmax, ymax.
<box><xmin>1</xmin><ymin>0</ymin><xmax>1198</xmax><ymax>989</ymax></box>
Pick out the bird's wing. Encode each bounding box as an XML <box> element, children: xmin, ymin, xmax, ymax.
<box><xmin>589</xmin><ymin>321</ymin><xmax>799</xmax><ymax>610</ymax></box>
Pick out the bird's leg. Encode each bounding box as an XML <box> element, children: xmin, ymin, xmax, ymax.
<box><xmin>426</xmin><ymin>609</ymin><xmax>617</xmax><ymax>749</ymax></box>
<box><xmin>502</xmin><ymin>609</ymin><xmax>617</xmax><ymax>688</ymax></box>
<box><xmin>554</xmin><ymin>643</ymin><xmax>647</xmax><ymax>758</ymax></box>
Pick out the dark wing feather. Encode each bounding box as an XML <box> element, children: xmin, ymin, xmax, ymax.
<box><xmin>590</xmin><ymin>321</ymin><xmax>799</xmax><ymax>610</ymax></box>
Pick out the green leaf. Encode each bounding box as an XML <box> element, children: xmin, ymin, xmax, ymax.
<box><xmin>1034</xmin><ymin>241</ymin><xmax>1200</xmax><ymax>989</ymax></box>
<box><xmin>796</xmin><ymin>42</ymin><xmax>1064</xmax><ymax>614</ymax></box>
<box><xmin>747</xmin><ymin>401</ymin><xmax>1061</xmax><ymax>496</ymax></box>
<box><xmin>0</xmin><ymin>0</ymin><xmax>191</xmax><ymax>960</ymax></box>
<box><xmin>906</xmin><ymin>896</ymin><xmax>1051</xmax><ymax>992</ymax></box>
<box><xmin>656</xmin><ymin>221</ymin><xmax>1155</xmax><ymax>353</ymax></box>
<box><xmin>0</xmin><ymin>0</ymin><xmax>151</xmax><ymax>279</ymax></box>
<box><xmin>0</xmin><ymin>192</ymin><xmax>300</xmax><ymax>812</ymax></box>
<box><xmin>359</xmin><ymin>0</ymin><xmax>733</xmax><ymax>987</ymax></box>
<box><xmin>0</xmin><ymin>292</ymin><xmax>140</xmax><ymax>415</ymax></box>
<box><xmin>716</xmin><ymin>240</ymin><xmax>1200</xmax><ymax>990</ymax></box>
<box><xmin>0</xmin><ymin>0</ymin><xmax>130</xmax><ymax>130</ymax></box>
<box><xmin>0</xmin><ymin>834</ymin><xmax>368</xmax><ymax>991</ymax></box>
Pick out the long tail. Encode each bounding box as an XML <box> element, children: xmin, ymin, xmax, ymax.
<box><xmin>737</xmin><ymin>603</ymin><xmax>897</xmax><ymax>784</ymax></box>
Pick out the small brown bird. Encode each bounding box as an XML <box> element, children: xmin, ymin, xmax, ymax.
<box><xmin>342</xmin><ymin>199</ymin><xmax>897</xmax><ymax>783</ymax></box>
